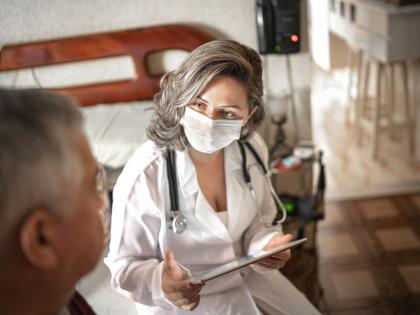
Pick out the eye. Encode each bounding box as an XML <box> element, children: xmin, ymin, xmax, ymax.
<box><xmin>222</xmin><ymin>110</ymin><xmax>237</xmax><ymax>119</ymax></box>
<box><xmin>189</xmin><ymin>102</ymin><xmax>206</xmax><ymax>111</ymax></box>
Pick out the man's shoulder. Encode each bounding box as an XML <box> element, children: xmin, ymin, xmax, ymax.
<box><xmin>59</xmin><ymin>291</ymin><xmax>96</xmax><ymax>315</ymax></box>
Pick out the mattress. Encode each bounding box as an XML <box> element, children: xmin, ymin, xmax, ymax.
<box><xmin>82</xmin><ymin>100</ymin><xmax>154</xmax><ymax>169</ymax></box>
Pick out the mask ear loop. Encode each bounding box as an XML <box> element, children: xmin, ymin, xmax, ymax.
<box><xmin>242</xmin><ymin>105</ymin><xmax>258</xmax><ymax>126</ymax></box>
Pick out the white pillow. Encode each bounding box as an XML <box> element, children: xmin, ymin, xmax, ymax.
<box><xmin>81</xmin><ymin>101</ymin><xmax>154</xmax><ymax>168</ymax></box>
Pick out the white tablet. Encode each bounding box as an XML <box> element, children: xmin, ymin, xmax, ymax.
<box><xmin>190</xmin><ymin>238</ymin><xmax>307</xmax><ymax>284</ymax></box>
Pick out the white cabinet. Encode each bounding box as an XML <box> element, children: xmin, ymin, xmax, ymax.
<box><xmin>329</xmin><ymin>0</ymin><xmax>420</xmax><ymax>62</ymax></box>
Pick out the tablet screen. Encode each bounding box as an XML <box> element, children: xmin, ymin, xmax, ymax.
<box><xmin>190</xmin><ymin>238</ymin><xmax>307</xmax><ymax>284</ymax></box>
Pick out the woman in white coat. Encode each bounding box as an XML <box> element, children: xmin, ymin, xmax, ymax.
<box><xmin>105</xmin><ymin>40</ymin><xmax>320</xmax><ymax>315</ymax></box>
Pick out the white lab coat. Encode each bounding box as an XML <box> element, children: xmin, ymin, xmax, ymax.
<box><xmin>105</xmin><ymin>133</ymin><xmax>320</xmax><ymax>315</ymax></box>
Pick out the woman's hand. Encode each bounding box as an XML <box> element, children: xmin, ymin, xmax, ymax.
<box><xmin>162</xmin><ymin>250</ymin><xmax>204</xmax><ymax>311</ymax></box>
<box><xmin>257</xmin><ymin>234</ymin><xmax>293</xmax><ymax>269</ymax></box>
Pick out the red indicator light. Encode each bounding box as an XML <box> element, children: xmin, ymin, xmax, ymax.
<box><xmin>291</xmin><ymin>34</ymin><xmax>299</xmax><ymax>42</ymax></box>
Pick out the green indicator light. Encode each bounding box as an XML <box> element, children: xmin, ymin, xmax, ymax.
<box><xmin>285</xmin><ymin>202</ymin><xmax>295</xmax><ymax>213</ymax></box>
<box><xmin>274</xmin><ymin>44</ymin><xmax>281</xmax><ymax>52</ymax></box>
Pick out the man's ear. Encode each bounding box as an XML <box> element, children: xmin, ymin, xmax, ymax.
<box><xmin>20</xmin><ymin>209</ymin><xmax>59</xmax><ymax>269</ymax></box>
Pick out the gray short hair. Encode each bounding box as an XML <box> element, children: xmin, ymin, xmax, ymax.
<box><xmin>146</xmin><ymin>40</ymin><xmax>264</xmax><ymax>150</ymax></box>
<box><xmin>0</xmin><ymin>88</ymin><xmax>83</xmax><ymax>246</ymax></box>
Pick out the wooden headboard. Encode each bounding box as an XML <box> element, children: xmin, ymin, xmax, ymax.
<box><xmin>0</xmin><ymin>24</ymin><xmax>213</xmax><ymax>106</ymax></box>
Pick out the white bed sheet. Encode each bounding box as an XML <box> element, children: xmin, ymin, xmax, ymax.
<box><xmin>82</xmin><ymin>101</ymin><xmax>154</xmax><ymax>169</ymax></box>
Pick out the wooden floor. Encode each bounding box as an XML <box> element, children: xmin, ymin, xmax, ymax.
<box><xmin>311</xmin><ymin>65</ymin><xmax>420</xmax><ymax>200</ymax></box>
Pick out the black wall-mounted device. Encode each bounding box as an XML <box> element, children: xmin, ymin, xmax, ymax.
<box><xmin>256</xmin><ymin>0</ymin><xmax>301</xmax><ymax>55</ymax></box>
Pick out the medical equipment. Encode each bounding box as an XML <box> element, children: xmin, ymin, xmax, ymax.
<box><xmin>274</xmin><ymin>150</ymin><xmax>326</xmax><ymax>222</ymax></box>
<box><xmin>238</xmin><ymin>142</ymin><xmax>288</xmax><ymax>227</ymax></box>
<box><xmin>166</xmin><ymin>141</ymin><xmax>288</xmax><ymax>234</ymax></box>
<box><xmin>165</xmin><ymin>149</ymin><xmax>188</xmax><ymax>234</ymax></box>
<box><xmin>293</xmin><ymin>141</ymin><xmax>315</xmax><ymax>161</ymax></box>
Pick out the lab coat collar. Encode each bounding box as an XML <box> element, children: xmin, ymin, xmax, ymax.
<box><xmin>224</xmin><ymin>141</ymin><xmax>242</xmax><ymax>172</ymax></box>
<box><xmin>176</xmin><ymin>149</ymin><xmax>198</xmax><ymax>197</ymax></box>
<box><xmin>225</xmin><ymin>141</ymin><xmax>260</xmax><ymax>240</ymax></box>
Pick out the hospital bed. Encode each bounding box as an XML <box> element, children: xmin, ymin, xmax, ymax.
<box><xmin>0</xmin><ymin>24</ymin><xmax>213</xmax><ymax>187</ymax></box>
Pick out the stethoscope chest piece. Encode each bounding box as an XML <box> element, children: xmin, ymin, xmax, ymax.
<box><xmin>168</xmin><ymin>211</ymin><xmax>188</xmax><ymax>234</ymax></box>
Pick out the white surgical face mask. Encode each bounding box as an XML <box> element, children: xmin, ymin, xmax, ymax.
<box><xmin>180</xmin><ymin>107</ymin><xmax>244</xmax><ymax>154</ymax></box>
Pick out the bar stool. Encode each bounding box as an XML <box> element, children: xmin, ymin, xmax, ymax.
<box><xmin>354</xmin><ymin>54</ymin><xmax>415</xmax><ymax>159</ymax></box>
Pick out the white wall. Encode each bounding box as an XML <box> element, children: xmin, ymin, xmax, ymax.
<box><xmin>0</xmin><ymin>0</ymin><xmax>315</xmax><ymax>214</ymax></box>
<box><xmin>0</xmin><ymin>0</ymin><xmax>310</xmax><ymax>94</ymax></box>
<box><xmin>307</xmin><ymin>0</ymin><xmax>332</xmax><ymax>70</ymax></box>
<box><xmin>0</xmin><ymin>0</ymin><xmax>312</xmax><ymax>154</ymax></box>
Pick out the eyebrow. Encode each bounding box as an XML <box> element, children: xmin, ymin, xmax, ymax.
<box><xmin>220</xmin><ymin>105</ymin><xmax>242</xmax><ymax>110</ymax></box>
<box><xmin>196</xmin><ymin>96</ymin><xmax>243</xmax><ymax>110</ymax></box>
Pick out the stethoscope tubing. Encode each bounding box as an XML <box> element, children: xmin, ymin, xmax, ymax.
<box><xmin>166</xmin><ymin>140</ymin><xmax>287</xmax><ymax>233</ymax></box>
<box><xmin>239</xmin><ymin>142</ymin><xmax>287</xmax><ymax>225</ymax></box>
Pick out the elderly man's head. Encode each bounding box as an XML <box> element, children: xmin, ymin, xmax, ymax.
<box><xmin>0</xmin><ymin>89</ymin><xmax>105</xmax><ymax>314</ymax></box>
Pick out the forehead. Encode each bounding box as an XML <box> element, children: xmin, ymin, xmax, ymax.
<box><xmin>75</xmin><ymin>133</ymin><xmax>97</xmax><ymax>177</ymax></box>
<box><xmin>198</xmin><ymin>76</ymin><xmax>248</xmax><ymax>107</ymax></box>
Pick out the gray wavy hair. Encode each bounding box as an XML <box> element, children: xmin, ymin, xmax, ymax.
<box><xmin>0</xmin><ymin>89</ymin><xmax>83</xmax><ymax>253</ymax></box>
<box><xmin>146</xmin><ymin>39</ymin><xmax>264</xmax><ymax>150</ymax></box>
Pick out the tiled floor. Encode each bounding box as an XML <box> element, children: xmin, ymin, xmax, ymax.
<box><xmin>77</xmin><ymin>195</ymin><xmax>420</xmax><ymax>315</ymax></box>
<box><xmin>314</xmin><ymin>193</ymin><xmax>420</xmax><ymax>315</ymax></box>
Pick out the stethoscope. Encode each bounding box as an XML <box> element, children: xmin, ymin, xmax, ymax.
<box><xmin>166</xmin><ymin>141</ymin><xmax>287</xmax><ymax>234</ymax></box>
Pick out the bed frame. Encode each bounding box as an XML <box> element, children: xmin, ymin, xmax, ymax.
<box><xmin>0</xmin><ymin>24</ymin><xmax>213</xmax><ymax>106</ymax></box>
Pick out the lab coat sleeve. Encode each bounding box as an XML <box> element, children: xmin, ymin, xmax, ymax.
<box><xmin>244</xmin><ymin>209</ymin><xmax>282</xmax><ymax>274</ymax></box>
<box><xmin>104</xmin><ymin>168</ymin><xmax>174</xmax><ymax>309</ymax></box>
<box><xmin>242</xmin><ymin>133</ymin><xmax>283</xmax><ymax>273</ymax></box>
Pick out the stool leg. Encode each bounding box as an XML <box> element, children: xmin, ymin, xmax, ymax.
<box><xmin>388</xmin><ymin>63</ymin><xmax>397</xmax><ymax>140</ymax></box>
<box><xmin>362</xmin><ymin>56</ymin><xmax>370</xmax><ymax>118</ymax></box>
<box><xmin>356</xmin><ymin>51</ymin><xmax>363</xmax><ymax>104</ymax></box>
<box><xmin>356</xmin><ymin>54</ymin><xmax>369</xmax><ymax>145</ymax></box>
<box><xmin>346</xmin><ymin>48</ymin><xmax>354</xmax><ymax>126</ymax></box>
<box><xmin>354</xmin><ymin>52</ymin><xmax>364</xmax><ymax>144</ymax></box>
<box><xmin>401</xmin><ymin>61</ymin><xmax>415</xmax><ymax>155</ymax></box>
<box><xmin>347</xmin><ymin>49</ymin><xmax>363</xmax><ymax>128</ymax></box>
<box><xmin>373</xmin><ymin>62</ymin><xmax>383</xmax><ymax>159</ymax></box>
<box><xmin>345</xmin><ymin>46</ymin><xmax>357</xmax><ymax>126</ymax></box>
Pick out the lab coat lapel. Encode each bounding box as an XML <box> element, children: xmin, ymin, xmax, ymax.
<box><xmin>177</xmin><ymin>149</ymin><xmax>231</xmax><ymax>242</ymax></box>
<box><xmin>195</xmin><ymin>192</ymin><xmax>231</xmax><ymax>242</ymax></box>
<box><xmin>225</xmin><ymin>143</ymin><xmax>257</xmax><ymax>241</ymax></box>
<box><xmin>176</xmin><ymin>150</ymin><xmax>198</xmax><ymax>200</ymax></box>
